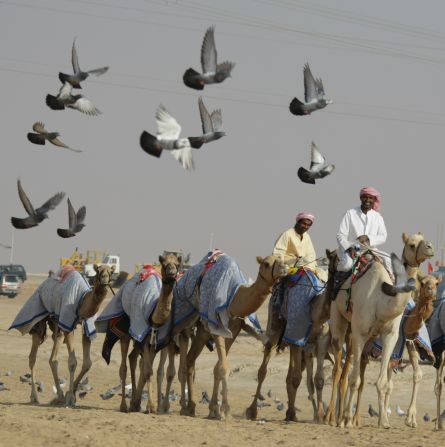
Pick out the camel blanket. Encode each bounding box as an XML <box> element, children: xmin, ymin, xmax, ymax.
<box><xmin>9</xmin><ymin>271</ymin><xmax>95</xmax><ymax>337</ymax></box>
<box><xmin>95</xmin><ymin>272</ymin><xmax>162</xmax><ymax>342</ymax></box>
<box><xmin>372</xmin><ymin>299</ymin><xmax>434</xmax><ymax>363</ymax></box>
<box><xmin>156</xmin><ymin>251</ymin><xmax>246</xmax><ymax>344</ymax></box>
<box><xmin>428</xmin><ymin>299</ymin><xmax>445</xmax><ymax>367</ymax></box>
<box><xmin>281</xmin><ymin>270</ymin><xmax>325</xmax><ymax>346</ymax></box>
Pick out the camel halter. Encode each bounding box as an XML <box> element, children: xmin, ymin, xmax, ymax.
<box><xmin>402</xmin><ymin>241</ymin><xmax>423</xmax><ymax>268</ymax></box>
<box><xmin>258</xmin><ymin>259</ymin><xmax>278</xmax><ymax>284</ymax></box>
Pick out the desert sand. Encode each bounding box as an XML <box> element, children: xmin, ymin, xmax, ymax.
<box><xmin>0</xmin><ymin>276</ymin><xmax>444</xmax><ymax>447</ymax></box>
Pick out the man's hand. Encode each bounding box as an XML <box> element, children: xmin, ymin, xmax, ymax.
<box><xmin>357</xmin><ymin>235</ymin><xmax>370</xmax><ymax>245</ymax></box>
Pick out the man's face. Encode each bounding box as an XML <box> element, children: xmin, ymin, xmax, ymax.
<box><xmin>295</xmin><ymin>218</ymin><xmax>313</xmax><ymax>235</ymax></box>
<box><xmin>360</xmin><ymin>194</ymin><xmax>376</xmax><ymax>212</ymax></box>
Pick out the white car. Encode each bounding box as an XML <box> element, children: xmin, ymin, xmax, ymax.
<box><xmin>0</xmin><ymin>274</ymin><xmax>21</xmax><ymax>298</ymax></box>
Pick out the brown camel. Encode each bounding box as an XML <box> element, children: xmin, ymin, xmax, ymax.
<box><xmin>245</xmin><ymin>287</ymin><xmax>331</xmax><ymax>422</ymax></box>
<box><xmin>179</xmin><ymin>255</ymin><xmax>288</xmax><ymax>419</ymax></box>
<box><xmin>25</xmin><ymin>264</ymin><xmax>114</xmax><ymax>406</ymax></box>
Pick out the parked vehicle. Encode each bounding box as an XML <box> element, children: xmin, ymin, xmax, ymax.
<box><xmin>0</xmin><ymin>274</ymin><xmax>21</xmax><ymax>297</ymax></box>
<box><xmin>0</xmin><ymin>264</ymin><xmax>27</xmax><ymax>282</ymax></box>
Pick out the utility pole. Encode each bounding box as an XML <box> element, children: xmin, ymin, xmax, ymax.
<box><xmin>9</xmin><ymin>227</ymin><xmax>14</xmax><ymax>264</ymax></box>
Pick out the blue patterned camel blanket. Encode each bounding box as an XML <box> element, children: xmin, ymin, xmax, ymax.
<box><xmin>428</xmin><ymin>299</ymin><xmax>445</xmax><ymax>368</ymax></box>
<box><xmin>155</xmin><ymin>251</ymin><xmax>247</xmax><ymax>345</ymax></box>
<box><xmin>95</xmin><ymin>272</ymin><xmax>162</xmax><ymax>342</ymax></box>
<box><xmin>9</xmin><ymin>271</ymin><xmax>95</xmax><ymax>338</ymax></box>
<box><xmin>372</xmin><ymin>299</ymin><xmax>434</xmax><ymax>363</ymax></box>
<box><xmin>281</xmin><ymin>270</ymin><xmax>325</xmax><ymax>346</ymax></box>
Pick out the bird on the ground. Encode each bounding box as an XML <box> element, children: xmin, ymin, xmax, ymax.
<box><xmin>289</xmin><ymin>63</ymin><xmax>332</xmax><ymax>116</ymax></box>
<box><xmin>267</xmin><ymin>389</ymin><xmax>272</xmax><ymax>398</ymax></box>
<box><xmin>423</xmin><ymin>413</ymin><xmax>430</xmax><ymax>422</ymax></box>
<box><xmin>200</xmin><ymin>390</ymin><xmax>210</xmax><ymax>404</ymax></box>
<box><xmin>396</xmin><ymin>405</ymin><xmax>406</xmax><ymax>416</ymax></box>
<box><xmin>59</xmin><ymin>38</ymin><xmax>108</xmax><ymax>88</ymax></box>
<box><xmin>197</xmin><ymin>97</ymin><xmax>226</xmax><ymax>143</ymax></box>
<box><xmin>0</xmin><ymin>382</ymin><xmax>9</xmax><ymax>391</ymax></box>
<box><xmin>183</xmin><ymin>26</ymin><xmax>235</xmax><ymax>90</ymax></box>
<box><xmin>140</xmin><ymin>105</ymin><xmax>205</xmax><ymax>171</ymax></box>
<box><xmin>368</xmin><ymin>404</ymin><xmax>379</xmax><ymax>417</ymax></box>
<box><xmin>276</xmin><ymin>402</ymin><xmax>284</xmax><ymax>411</ymax></box>
<box><xmin>297</xmin><ymin>141</ymin><xmax>335</xmax><ymax>184</ymax></box>
<box><xmin>11</xmin><ymin>180</ymin><xmax>65</xmax><ymax>230</ymax></box>
<box><xmin>46</xmin><ymin>82</ymin><xmax>101</xmax><ymax>116</ymax></box>
<box><xmin>27</xmin><ymin>122</ymin><xmax>81</xmax><ymax>153</ymax></box>
<box><xmin>56</xmin><ymin>198</ymin><xmax>86</xmax><ymax>238</ymax></box>
<box><xmin>19</xmin><ymin>373</ymin><xmax>31</xmax><ymax>383</ymax></box>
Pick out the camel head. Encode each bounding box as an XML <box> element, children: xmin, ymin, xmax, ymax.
<box><xmin>402</xmin><ymin>232</ymin><xmax>434</xmax><ymax>267</ymax></box>
<box><xmin>158</xmin><ymin>253</ymin><xmax>181</xmax><ymax>283</ymax></box>
<box><xmin>325</xmin><ymin>249</ymin><xmax>338</xmax><ymax>274</ymax></box>
<box><xmin>418</xmin><ymin>274</ymin><xmax>442</xmax><ymax>302</ymax></box>
<box><xmin>93</xmin><ymin>264</ymin><xmax>115</xmax><ymax>286</ymax></box>
<box><xmin>255</xmin><ymin>255</ymin><xmax>288</xmax><ymax>285</ymax></box>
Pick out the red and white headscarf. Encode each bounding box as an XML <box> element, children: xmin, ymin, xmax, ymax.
<box><xmin>360</xmin><ymin>186</ymin><xmax>381</xmax><ymax>211</ymax></box>
<box><xmin>296</xmin><ymin>212</ymin><xmax>315</xmax><ymax>224</ymax></box>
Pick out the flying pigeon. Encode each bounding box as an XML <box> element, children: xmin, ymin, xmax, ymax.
<box><xmin>289</xmin><ymin>63</ymin><xmax>333</xmax><ymax>116</ymax></box>
<box><xmin>140</xmin><ymin>105</ymin><xmax>205</xmax><ymax>171</ymax></box>
<box><xmin>382</xmin><ymin>253</ymin><xmax>417</xmax><ymax>295</ymax></box>
<box><xmin>368</xmin><ymin>404</ymin><xmax>379</xmax><ymax>417</ymax></box>
<box><xmin>297</xmin><ymin>141</ymin><xmax>335</xmax><ymax>184</ymax></box>
<box><xmin>11</xmin><ymin>180</ymin><xmax>65</xmax><ymax>230</ymax></box>
<box><xmin>183</xmin><ymin>26</ymin><xmax>235</xmax><ymax>90</ymax></box>
<box><xmin>56</xmin><ymin>198</ymin><xmax>86</xmax><ymax>238</ymax></box>
<box><xmin>27</xmin><ymin>122</ymin><xmax>81</xmax><ymax>153</ymax></box>
<box><xmin>396</xmin><ymin>405</ymin><xmax>406</xmax><ymax>417</ymax></box>
<box><xmin>198</xmin><ymin>97</ymin><xmax>226</xmax><ymax>143</ymax></box>
<box><xmin>46</xmin><ymin>82</ymin><xmax>101</xmax><ymax>116</ymax></box>
<box><xmin>59</xmin><ymin>38</ymin><xmax>109</xmax><ymax>89</ymax></box>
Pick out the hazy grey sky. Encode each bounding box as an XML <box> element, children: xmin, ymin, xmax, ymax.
<box><xmin>1</xmin><ymin>0</ymin><xmax>445</xmax><ymax>277</ymax></box>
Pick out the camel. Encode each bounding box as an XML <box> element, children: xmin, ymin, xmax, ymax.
<box><xmin>245</xmin><ymin>281</ymin><xmax>332</xmax><ymax>423</ymax></box>
<box><xmin>135</xmin><ymin>251</ymin><xmax>287</xmax><ymax>419</ymax></box>
<box><xmin>10</xmin><ymin>264</ymin><xmax>114</xmax><ymax>406</ymax></box>
<box><xmin>324</xmin><ymin>247</ymin><xmax>417</xmax><ymax>429</ymax></box>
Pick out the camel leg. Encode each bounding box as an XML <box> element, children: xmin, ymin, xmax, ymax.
<box><xmin>404</xmin><ymin>341</ymin><xmax>421</xmax><ymax>428</ymax></box>
<box><xmin>352</xmin><ymin>353</ymin><xmax>369</xmax><ymax>427</ymax></box>
<box><xmin>156</xmin><ymin>347</ymin><xmax>167</xmax><ymax>413</ymax></box>
<box><xmin>118</xmin><ymin>336</ymin><xmax>130</xmax><ymax>412</ymax></box>
<box><xmin>48</xmin><ymin>326</ymin><xmax>65</xmax><ymax>405</ymax></box>
<box><xmin>324</xmin><ymin>306</ymin><xmax>348</xmax><ymax>425</ymax></box>
<box><xmin>144</xmin><ymin>345</ymin><xmax>157</xmax><ymax>413</ymax></box>
<box><xmin>160</xmin><ymin>343</ymin><xmax>177</xmax><ymax>414</ymax></box>
<box><xmin>186</xmin><ymin>324</ymin><xmax>209</xmax><ymax>417</ymax></box>
<box><xmin>64</xmin><ymin>331</ymin><xmax>77</xmax><ymax>408</ymax></box>
<box><xmin>128</xmin><ymin>344</ymin><xmax>139</xmax><ymax>398</ymax></box>
<box><xmin>178</xmin><ymin>332</ymin><xmax>190</xmax><ymax>415</ymax></box>
<box><xmin>434</xmin><ymin>351</ymin><xmax>445</xmax><ymax>430</ymax></box>
<box><xmin>343</xmin><ymin>332</ymin><xmax>367</xmax><ymax>428</ymax></box>
<box><xmin>29</xmin><ymin>332</ymin><xmax>41</xmax><ymax>404</ymax></box>
<box><xmin>305</xmin><ymin>346</ymin><xmax>317</xmax><ymax>420</ymax></box>
<box><xmin>375</xmin><ymin>329</ymin><xmax>399</xmax><ymax>429</ymax></box>
<box><xmin>285</xmin><ymin>345</ymin><xmax>303</xmax><ymax>422</ymax></box>
<box><xmin>246</xmin><ymin>312</ymin><xmax>284</xmax><ymax>420</ymax></box>
<box><xmin>73</xmin><ymin>333</ymin><xmax>92</xmax><ymax>394</ymax></box>
<box><xmin>337</xmin><ymin>334</ymin><xmax>352</xmax><ymax>427</ymax></box>
<box><xmin>130</xmin><ymin>341</ymin><xmax>155</xmax><ymax>412</ymax></box>
<box><xmin>314</xmin><ymin>329</ymin><xmax>330</xmax><ymax>423</ymax></box>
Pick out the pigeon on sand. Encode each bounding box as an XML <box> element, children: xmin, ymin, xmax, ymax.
<box><xmin>289</xmin><ymin>63</ymin><xmax>332</xmax><ymax>116</ymax></box>
<box><xmin>11</xmin><ymin>180</ymin><xmax>65</xmax><ymax>229</ymax></box>
<box><xmin>59</xmin><ymin>38</ymin><xmax>108</xmax><ymax>88</ymax></box>
<box><xmin>183</xmin><ymin>26</ymin><xmax>235</xmax><ymax>90</ymax></box>
<box><xmin>27</xmin><ymin>122</ymin><xmax>81</xmax><ymax>153</ymax></box>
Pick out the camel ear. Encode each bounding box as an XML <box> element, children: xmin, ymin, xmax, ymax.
<box><xmin>417</xmin><ymin>271</ymin><xmax>426</xmax><ymax>282</ymax></box>
<box><xmin>93</xmin><ymin>263</ymin><xmax>99</xmax><ymax>272</ymax></box>
<box><xmin>159</xmin><ymin>255</ymin><xmax>165</xmax><ymax>264</ymax></box>
<box><xmin>256</xmin><ymin>256</ymin><xmax>264</xmax><ymax>265</ymax></box>
<box><xmin>402</xmin><ymin>233</ymin><xmax>409</xmax><ymax>244</ymax></box>
<box><xmin>325</xmin><ymin>249</ymin><xmax>331</xmax><ymax>257</ymax></box>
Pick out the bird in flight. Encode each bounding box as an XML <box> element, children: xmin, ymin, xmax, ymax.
<box><xmin>297</xmin><ymin>141</ymin><xmax>335</xmax><ymax>184</ymax></box>
<box><xmin>57</xmin><ymin>198</ymin><xmax>86</xmax><ymax>238</ymax></box>
<box><xmin>27</xmin><ymin>122</ymin><xmax>81</xmax><ymax>152</ymax></box>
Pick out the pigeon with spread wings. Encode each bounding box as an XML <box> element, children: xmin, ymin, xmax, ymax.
<box><xmin>46</xmin><ymin>82</ymin><xmax>101</xmax><ymax>116</ymax></box>
<box><xmin>140</xmin><ymin>105</ymin><xmax>205</xmax><ymax>171</ymax></box>
<box><xmin>197</xmin><ymin>97</ymin><xmax>226</xmax><ymax>143</ymax></box>
<box><xmin>11</xmin><ymin>180</ymin><xmax>65</xmax><ymax>229</ymax></box>
<box><xmin>183</xmin><ymin>26</ymin><xmax>235</xmax><ymax>90</ymax></box>
<box><xmin>57</xmin><ymin>198</ymin><xmax>86</xmax><ymax>238</ymax></box>
<box><xmin>289</xmin><ymin>63</ymin><xmax>332</xmax><ymax>116</ymax></box>
<box><xmin>297</xmin><ymin>142</ymin><xmax>335</xmax><ymax>184</ymax></box>
<box><xmin>59</xmin><ymin>38</ymin><xmax>109</xmax><ymax>89</ymax></box>
<box><xmin>27</xmin><ymin>122</ymin><xmax>81</xmax><ymax>153</ymax></box>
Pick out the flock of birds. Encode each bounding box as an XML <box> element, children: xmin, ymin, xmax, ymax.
<box><xmin>11</xmin><ymin>26</ymin><xmax>335</xmax><ymax>237</ymax></box>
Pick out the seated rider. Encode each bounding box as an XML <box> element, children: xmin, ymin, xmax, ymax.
<box><xmin>336</xmin><ymin>186</ymin><xmax>391</xmax><ymax>279</ymax></box>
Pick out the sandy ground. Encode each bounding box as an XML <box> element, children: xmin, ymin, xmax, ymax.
<box><xmin>0</xmin><ymin>277</ymin><xmax>444</xmax><ymax>447</ymax></box>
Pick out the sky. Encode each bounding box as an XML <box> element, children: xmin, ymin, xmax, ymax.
<box><xmin>1</xmin><ymin>0</ymin><xmax>445</xmax><ymax>278</ymax></box>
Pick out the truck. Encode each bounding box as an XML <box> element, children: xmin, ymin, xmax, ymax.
<box><xmin>60</xmin><ymin>249</ymin><xmax>123</xmax><ymax>284</ymax></box>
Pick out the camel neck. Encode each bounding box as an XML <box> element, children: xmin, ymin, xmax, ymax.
<box><xmin>151</xmin><ymin>280</ymin><xmax>175</xmax><ymax>327</ymax></box>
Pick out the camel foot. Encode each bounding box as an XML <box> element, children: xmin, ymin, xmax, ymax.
<box><xmin>129</xmin><ymin>401</ymin><xmax>141</xmax><ymax>412</ymax></box>
<box><xmin>180</xmin><ymin>406</ymin><xmax>190</xmax><ymax>416</ymax></box>
<box><xmin>208</xmin><ymin>405</ymin><xmax>221</xmax><ymax>420</ymax></box>
<box><xmin>158</xmin><ymin>402</ymin><xmax>170</xmax><ymax>414</ymax></box>
<box><xmin>378</xmin><ymin>420</ymin><xmax>391</xmax><ymax>429</ymax></box>
<box><xmin>30</xmin><ymin>392</ymin><xmax>39</xmax><ymax>404</ymax></box>
<box><xmin>50</xmin><ymin>395</ymin><xmax>65</xmax><ymax>406</ymax></box>
<box><xmin>435</xmin><ymin>422</ymin><xmax>443</xmax><ymax>431</ymax></box>
<box><xmin>404</xmin><ymin>416</ymin><xmax>417</xmax><ymax>428</ymax></box>
<box><xmin>120</xmin><ymin>402</ymin><xmax>128</xmax><ymax>413</ymax></box>
<box><xmin>65</xmin><ymin>392</ymin><xmax>76</xmax><ymax>408</ymax></box>
<box><xmin>245</xmin><ymin>405</ymin><xmax>258</xmax><ymax>421</ymax></box>
<box><xmin>353</xmin><ymin>415</ymin><xmax>362</xmax><ymax>427</ymax></box>
<box><xmin>285</xmin><ymin>409</ymin><xmax>298</xmax><ymax>422</ymax></box>
<box><xmin>145</xmin><ymin>403</ymin><xmax>156</xmax><ymax>414</ymax></box>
